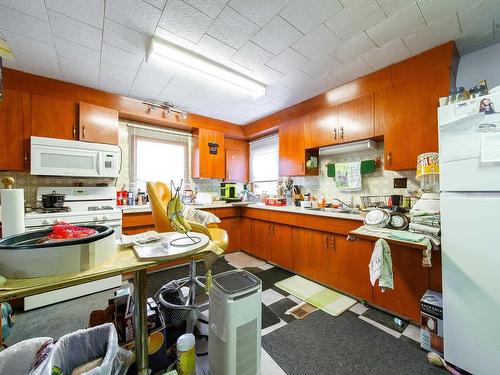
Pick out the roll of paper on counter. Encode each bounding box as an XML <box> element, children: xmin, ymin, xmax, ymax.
<box><xmin>177</xmin><ymin>333</ymin><xmax>195</xmax><ymax>375</ymax></box>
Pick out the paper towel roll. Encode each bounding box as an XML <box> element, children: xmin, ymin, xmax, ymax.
<box><xmin>1</xmin><ymin>189</ymin><xmax>25</xmax><ymax>238</ymax></box>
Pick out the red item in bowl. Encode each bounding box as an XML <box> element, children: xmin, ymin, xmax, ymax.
<box><xmin>48</xmin><ymin>222</ymin><xmax>98</xmax><ymax>240</ymax></box>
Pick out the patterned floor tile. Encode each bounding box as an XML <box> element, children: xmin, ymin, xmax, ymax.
<box><xmin>349</xmin><ymin>302</ymin><xmax>370</xmax><ymax>315</ymax></box>
<box><xmin>402</xmin><ymin>323</ymin><xmax>421</xmax><ymax>343</ymax></box>
<box><xmin>262</xmin><ymin>288</ymin><xmax>286</xmax><ymax>306</ymax></box>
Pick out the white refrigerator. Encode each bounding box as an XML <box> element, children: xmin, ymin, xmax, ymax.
<box><xmin>438</xmin><ymin>92</ymin><xmax>500</xmax><ymax>375</ymax></box>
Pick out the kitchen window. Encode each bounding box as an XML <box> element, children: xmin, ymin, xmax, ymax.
<box><xmin>249</xmin><ymin>134</ymin><xmax>279</xmax><ymax>195</ymax></box>
<box><xmin>128</xmin><ymin>123</ymin><xmax>191</xmax><ymax>191</ymax></box>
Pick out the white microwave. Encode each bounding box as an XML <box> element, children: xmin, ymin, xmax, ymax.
<box><xmin>30</xmin><ymin>136</ymin><xmax>121</xmax><ymax>177</ymax></box>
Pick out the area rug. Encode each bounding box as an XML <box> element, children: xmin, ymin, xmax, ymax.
<box><xmin>224</xmin><ymin>252</ymin><xmax>266</xmax><ymax>269</ymax></box>
<box><xmin>275</xmin><ymin>275</ymin><xmax>356</xmax><ymax>317</ymax></box>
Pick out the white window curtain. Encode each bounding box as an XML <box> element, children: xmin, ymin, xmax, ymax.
<box><xmin>249</xmin><ymin>134</ymin><xmax>279</xmax><ymax>194</ymax></box>
<box><xmin>127</xmin><ymin>123</ymin><xmax>191</xmax><ymax>191</ymax></box>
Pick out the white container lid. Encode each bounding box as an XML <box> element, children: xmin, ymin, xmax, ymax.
<box><xmin>177</xmin><ymin>333</ymin><xmax>195</xmax><ymax>351</ymax></box>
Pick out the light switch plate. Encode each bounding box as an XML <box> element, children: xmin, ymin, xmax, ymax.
<box><xmin>394</xmin><ymin>177</ymin><xmax>407</xmax><ymax>189</ymax></box>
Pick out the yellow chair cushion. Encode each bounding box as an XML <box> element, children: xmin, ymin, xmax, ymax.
<box><xmin>208</xmin><ymin>228</ymin><xmax>229</xmax><ymax>251</ymax></box>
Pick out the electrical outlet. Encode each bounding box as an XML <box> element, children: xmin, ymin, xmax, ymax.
<box><xmin>394</xmin><ymin>178</ymin><xmax>407</xmax><ymax>189</ymax></box>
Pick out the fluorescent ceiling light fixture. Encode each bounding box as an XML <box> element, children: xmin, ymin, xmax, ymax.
<box><xmin>319</xmin><ymin>140</ymin><xmax>378</xmax><ymax>156</ymax></box>
<box><xmin>147</xmin><ymin>38</ymin><xmax>266</xmax><ymax>98</ymax></box>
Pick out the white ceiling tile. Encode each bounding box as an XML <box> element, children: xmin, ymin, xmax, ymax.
<box><xmin>228</xmin><ymin>0</ymin><xmax>289</xmax><ymax>27</ymax></box>
<box><xmin>458</xmin><ymin>0</ymin><xmax>500</xmax><ymax>36</ymax></box>
<box><xmin>143</xmin><ymin>0</ymin><xmax>167</xmax><ymax>10</ymax></box>
<box><xmin>376</xmin><ymin>0</ymin><xmax>413</xmax><ymax>16</ymax></box>
<box><xmin>59</xmin><ymin>56</ymin><xmax>99</xmax><ymax>87</ymax></box>
<box><xmin>361</xmin><ymin>39</ymin><xmax>411</xmax><ymax>70</ymax></box>
<box><xmin>280</xmin><ymin>0</ymin><xmax>343</xmax><ymax>34</ymax></box>
<box><xmin>1</xmin><ymin>31</ymin><xmax>57</xmax><ymax>61</ymax></box>
<box><xmin>266</xmin><ymin>47</ymin><xmax>308</xmax><ymax>75</ymax></box>
<box><xmin>2</xmin><ymin>55</ymin><xmax>21</xmax><ymax>69</ymax></box>
<box><xmin>325</xmin><ymin>0</ymin><xmax>386</xmax><ymax>41</ymax></box>
<box><xmin>106</xmin><ymin>0</ymin><xmax>161</xmax><ymax>35</ymax></box>
<box><xmin>404</xmin><ymin>13</ymin><xmax>461</xmax><ymax>54</ymax></box>
<box><xmin>332</xmin><ymin>32</ymin><xmax>378</xmax><ymax>64</ymax></box>
<box><xmin>279</xmin><ymin>69</ymin><xmax>314</xmax><ymax>90</ymax></box>
<box><xmin>15</xmin><ymin>52</ymin><xmax>62</xmax><ymax>80</ymax></box>
<box><xmin>194</xmin><ymin>34</ymin><xmax>236</xmax><ymax>62</ymax></box>
<box><xmin>184</xmin><ymin>0</ymin><xmax>228</xmax><ymax>19</ymax></box>
<box><xmin>308</xmin><ymin>73</ymin><xmax>342</xmax><ymax>92</ymax></box>
<box><xmin>252</xmin><ymin>94</ymin><xmax>274</xmax><ymax>105</ymax></box>
<box><xmin>292</xmin><ymin>24</ymin><xmax>341</xmax><ymax>59</ymax></box>
<box><xmin>331</xmin><ymin>58</ymin><xmax>373</xmax><ymax>83</ymax></box>
<box><xmin>0</xmin><ymin>5</ymin><xmax>52</xmax><ymax>43</ymax></box>
<box><xmin>230</xmin><ymin>41</ymin><xmax>274</xmax><ymax>70</ymax></box>
<box><xmin>99</xmin><ymin>75</ymin><xmax>133</xmax><ymax>95</ymax></box>
<box><xmin>366</xmin><ymin>3</ymin><xmax>426</xmax><ymax>46</ymax></box>
<box><xmin>135</xmin><ymin>60</ymin><xmax>174</xmax><ymax>86</ymax></box>
<box><xmin>418</xmin><ymin>0</ymin><xmax>475</xmax><ymax>24</ymax></box>
<box><xmin>129</xmin><ymin>78</ymin><xmax>165</xmax><ymax>100</ymax></box>
<box><xmin>299</xmin><ymin>53</ymin><xmax>341</xmax><ymax>78</ymax></box>
<box><xmin>103</xmin><ymin>19</ymin><xmax>150</xmax><ymax>56</ymax></box>
<box><xmin>154</xmin><ymin>27</ymin><xmax>197</xmax><ymax>50</ymax></box>
<box><xmin>169</xmin><ymin>70</ymin><xmax>207</xmax><ymax>90</ymax></box>
<box><xmin>100</xmin><ymin>61</ymin><xmax>137</xmax><ymax>85</ymax></box>
<box><xmin>158</xmin><ymin>0</ymin><xmax>213</xmax><ymax>43</ymax></box>
<box><xmin>45</xmin><ymin>0</ymin><xmax>104</xmax><ymax>28</ymax></box>
<box><xmin>102</xmin><ymin>43</ymin><xmax>143</xmax><ymax>71</ymax></box>
<box><xmin>252</xmin><ymin>16</ymin><xmax>303</xmax><ymax>54</ymax></box>
<box><xmin>158</xmin><ymin>82</ymin><xmax>197</xmax><ymax>105</ymax></box>
<box><xmin>48</xmin><ymin>10</ymin><xmax>102</xmax><ymax>50</ymax></box>
<box><xmin>207</xmin><ymin>6</ymin><xmax>260</xmax><ymax>49</ymax></box>
<box><xmin>54</xmin><ymin>37</ymin><xmax>100</xmax><ymax>68</ymax></box>
<box><xmin>266</xmin><ymin>83</ymin><xmax>296</xmax><ymax>98</ymax></box>
<box><xmin>455</xmin><ymin>26</ymin><xmax>495</xmax><ymax>55</ymax></box>
<box><xmin>180</xmin><ymin>86</ymin><xmax>224</xmax><ymax>110</ymax></box>
<box><xmin>0</xmin><ymin>0</ymin><xmax>47</xmax><ymax>20</ymax></box>
<box><xmin>253</xmin><ymin>65</ymin><xmax>285</xmax><ymax>84</ymax></box>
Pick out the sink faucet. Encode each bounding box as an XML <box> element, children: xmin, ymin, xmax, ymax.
<box><xmin>332</xmin><ymin>198</ymin><xmax>352</xmax><ymax>208</ymax></box>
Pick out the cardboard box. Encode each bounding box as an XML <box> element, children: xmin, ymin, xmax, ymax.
<box><xmin>420</xmin><ymin>289</ymin><xmax>443</xmax><ymax>355</ymax></box>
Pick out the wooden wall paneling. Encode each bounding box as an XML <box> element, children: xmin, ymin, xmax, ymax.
<box><xmin>225</xmin><ymin>138</ymin><xmax>249</xmax><ymax>182</ymax></box>
<box><xmin>371</xmin><ymin>244</ymin><xmax>430</xmax><ymax>322</ymax></box>
<box><xmin>338</xmin><ymin>94</ymin><xmax>374</xmax><ymax>143</ymax></box>
<box><xmin>31</xmin><ymin>94</ymin><xmax>78</xmax><ymax>140</ymax></box>
<box><xmin>79</xmin><ymin>102</ymin><xmax>119</xmax><ymax>145</ymax></box>
<box><xmin>0</xmin><ymin>89</ymin><xmax>31</xmax><ymax>171</ymax></box>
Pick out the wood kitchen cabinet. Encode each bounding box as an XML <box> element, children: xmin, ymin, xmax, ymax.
<box><xmin>304</xmin><ymin>107</ymin><xmax>339</xmax><ymax>149</ymax></box>
<box><xmin>338</xmin><ymin>94</ymin><xmax>374</xmax><ymax>143</ymax></box>
<box><xmin>249</xmin><ymin>219</ymin><xmax>271</xmax><ymax>259</ymax></box>
<box><xmin>0</xmin><ymin>89</ymin><xmax>31</xmax><ymax>171</ymax></box>
<box><xmin>79</xmin><ymin>102</ymin><xmax>119</xmax><ymax>145</ymax></box>
<box><xmin>375</xmin><ymin>68</ymin><xmax>450</xmax><ymax>170</ymax></box>
<box><xmin>292</xmin><ymin>227</ymin><xmax>331</xmax><ymax>283</ymax></box>
<box><xmin>268</xmin><ymin>223</ymin><xmax>293</xmax><ymax>270</ymax></box>
<box><xmin>31</xmin><ymin>94</ymin><xmax>78</xmax><ymax>140</ymax></box>
<box><xmin>225</xmin><ymin>138</ymin><xmax>249</xmax><ymax>182</ymax></box>
<box><xmin>279</xmin><ymin>117</ymin><xmax>318</xmax><ymax>176</ymax></box>
<box><xmin>192</xmin><ymin>128</ymin><xmax>225</xmax><ymax>179</ymax></box>
<box><xmin>217</xmin><ymin>217</ymin><xmax>241</xmax><ymax>253</ymax></box>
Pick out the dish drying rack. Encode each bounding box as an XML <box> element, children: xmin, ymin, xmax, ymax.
<box><xmin>360</xmin><ymin>195</ymin><xmax>392</xmax><ymax>209</ymax></box>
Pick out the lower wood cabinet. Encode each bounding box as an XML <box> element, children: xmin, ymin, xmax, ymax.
<box><xmin>216</xmin><ymin>217</ymin><xmax>241</xmax><ymax>253</ymax></box>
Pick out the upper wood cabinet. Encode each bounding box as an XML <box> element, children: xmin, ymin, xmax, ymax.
<box><xmin>0</xmin><ymin>89</ymin><xmax>31</xmax><ymax>171</ymax></box>
<box><xmin>79</xmin><ymin>102</ymin><xmax>119</xmax><ymax>145</ymax></box>
<box><xmin>338</xmin><ymin>94</ymin><xmax>374</xmax><ymax>143</ymax></box>
<box><xmin>192</xmin><ymin>128</ymin><xmax>225</xmax><ymax>179</ymax></box>
<box><xmin>225</xmin><ymin>138</ymin><xmax>249</xmax><ymax>182</ymax></box>
<box><xmin>31</xmin><ymin>94</ymin><xmax>78</xmax><ymax>140</ymax></box>
<box><xmin>375</xmin><ymin>68</ymin><xmax>450</xmax><ymax>170</ymax></box>
<box><xmin>279</xmin><ymin>117</ymin><xmax>305</xmax><ymax>176</ymax></box>
<box><xmin>304</xmin><ymin>107</ymin><xmax>339</xmax><ymax>149</ymax></box>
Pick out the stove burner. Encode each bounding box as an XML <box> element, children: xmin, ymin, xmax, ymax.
<box><xmin>26</xmin><ymin>206</ymin><xmax>71</xmax><ymax>214</ymax></box>
<box><xmin>88</xmin><ymin>206</ymin><xmax>114</xmax><ymax>211</ymax></box>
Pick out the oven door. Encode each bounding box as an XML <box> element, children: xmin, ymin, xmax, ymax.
<box><xmin>31</xmin><ymin>144</ymin><xmax>100</xmax><ymax>177</ymax></box>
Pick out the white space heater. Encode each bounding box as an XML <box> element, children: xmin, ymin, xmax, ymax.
<box><xmin>208</xmin><ymin>269</ymin><xmax>262</xmax><ymax>375</ymax></box>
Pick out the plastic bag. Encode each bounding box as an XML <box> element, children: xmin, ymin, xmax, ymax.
<box><xmin>47</xmin><ymin>323</ymin><xmax>132</xmax><ymax>375</ymax></box>
<box><xmin>0</xmin><ymin>337</ymin><xmax>53</xmax><ymax>375</ymax></box>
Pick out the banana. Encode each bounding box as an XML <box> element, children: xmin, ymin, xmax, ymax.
<box><xmin>167</xmin><ymin>192</ymin><xmax>189</xmax><ymax>234</ymax></box>
<box><xmin>175</xmin><ymin>195</ymin><xmax>192</xmax><ymax>232</ymax></box>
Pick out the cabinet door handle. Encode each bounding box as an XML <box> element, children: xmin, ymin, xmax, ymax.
<box><xmin>24</xmin><ymin>152</ymin><xmax>28</xmax><ymax>165</ymax></box>
<box><xmin>330</xmin><ymin>236</ymin><xmax>336</xmax><ymax>251</ymax></box>
<box><xmin>333</xmin><ymin>128</ymin><xmax>338</xmax><ymax>141</ymax></box>
<box><xmin>325</xmin><ymin>236</ymin><xmax>329</xmax><ymax>251</ymax></box>
<box><xmin>267</xmin><ymin>224</ymin><xmax>271</xmax><ymax>236</ymax></box>
<box><xmin>301</xmin><ymin>162</ymin><xmax>304</xmax><ymax>171</ymax></box>
<box><xmin>82</xmin><ymin>125</ymin><xmax>86</xmax><ymax>139</ymax></box>
<box><xmin>272</xmin><ymin>224</ymin><xmax>275</xmax><ymax>235</ymax></box>
<box><xmin>386</xmin><ymin>152</ymin><xmax>392</xmax><ymax>165</ymax></box>
<box><xmin>73</xmin><ymin>125</ymin><xmax>77</xmax><ymax>139</ymax></box>
<box><xmin>340</xmin><ymin>126</ymin><xmax>344</xmax><ymax>140</ymax></box>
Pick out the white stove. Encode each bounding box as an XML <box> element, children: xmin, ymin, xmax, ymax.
<box><xmin>25</xmin><ymin>187</ymin><xmax>122</xmax><ymax>237</ymax></box>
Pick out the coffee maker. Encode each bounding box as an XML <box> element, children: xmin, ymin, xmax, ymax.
<box><xmin>219</xmin><ymin>182</ymin><xmax>240</xmax><ymax>202</ymax></box>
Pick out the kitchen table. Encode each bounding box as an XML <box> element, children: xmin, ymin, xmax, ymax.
<box><xmin>0</xmin><ymin>241</ymin><xmax>222</xmax><ymax>374</ymax></box>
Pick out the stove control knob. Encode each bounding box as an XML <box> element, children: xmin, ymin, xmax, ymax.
<box><xmin>101</xmin><ymin>215</ymin><xmax>108</xmax><ymax>221</ymax></box>
<box><xmin>42</xmin><ymin>219</ymin><xmax>49</xmax><ymax>225</ymax></box>
<box><xmin>54</xmin><ymin>218</ymin><xmax>62</xmax><ymax>224</ymax></box>
<box><xmin>94</xmin><ymin>216</ymin><xmax>99</xmax><ymax>221</ymax></box>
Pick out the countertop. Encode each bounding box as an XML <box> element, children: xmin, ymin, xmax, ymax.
<box><xmin>121</xmin><ymin>202</ymin><xmax>364</xmax><ymax>221</ymax></box>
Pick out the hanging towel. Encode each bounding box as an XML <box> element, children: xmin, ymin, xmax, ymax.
<box><xmin>335</xmin><ymin>161</ymin><xmax>361</xmax><ymax>191</ymax></box>
<box><xmin>409</xmin><ymin>223</ymin><xmax>441</xmax><ymax>236</ymax></box>
<box><xmin>369</xmin><ymin>239</ymin><xmax>393</xmax><ymax>292</ymax></box>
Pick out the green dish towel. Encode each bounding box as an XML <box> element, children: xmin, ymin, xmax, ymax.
<box><xmin>369</xmin><ymin>239</ymin><xmax>393</xmax><ymax>291</ymax></box>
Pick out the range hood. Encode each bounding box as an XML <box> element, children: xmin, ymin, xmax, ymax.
<box><xmin>319</xmin><ymin>140</ymin><xmax>378</xmax><ymax>156</ymax></box>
